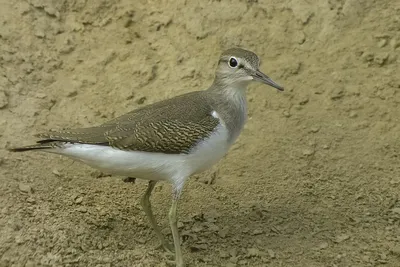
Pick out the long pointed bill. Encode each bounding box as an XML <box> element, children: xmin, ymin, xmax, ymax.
<box><xmin>252</xmin><ymin>70</ymin><xmax>284</xmax><ymax>91</ymax></box>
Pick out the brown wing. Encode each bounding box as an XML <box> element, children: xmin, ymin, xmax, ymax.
<box><xmin>106</xmin><ymin>116</ymin><xmax>218</xmax><ymax>154</ymax></box>
<box><xmin>35</xmin><ymin>125</ymin><xmax>114</xmax><ymax>144</ymax></box>
<box><xmin>35</xmin><ymin>91</ymin><xmax>220</xmax><ymax>154</ymax></box>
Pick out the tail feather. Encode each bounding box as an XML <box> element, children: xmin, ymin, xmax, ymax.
<box><xmin>7</xmin><ymin>141</ymin><xmax>64</xmax><ymax>152</ymax></box>
<box><xmin>7</xmin><ymin>143</ymin><xmax>55</xmax><ymax>152</ymax></box>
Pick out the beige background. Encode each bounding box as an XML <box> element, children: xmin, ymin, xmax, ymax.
<box><xmin>1</xmin><ymin>0</ymin><xmax>400</xmax><ymax>266</ymax></box>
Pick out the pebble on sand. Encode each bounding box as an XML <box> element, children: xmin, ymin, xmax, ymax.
<box><xmin>18</xmin><ymin>183</ymin><xmax>32</xmax><ymax>193</ymax></box>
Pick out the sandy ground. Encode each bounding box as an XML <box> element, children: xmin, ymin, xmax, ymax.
<box><xmin>1</xmin><ymin>0</ymin><xmax>400</xmax><ymax>266</ymax></box>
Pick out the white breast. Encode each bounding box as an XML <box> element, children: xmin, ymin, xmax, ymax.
<box><xmin>49</xmin><ymin>119</ymin><xmax>230</xmax><ymax>189</ymax></box>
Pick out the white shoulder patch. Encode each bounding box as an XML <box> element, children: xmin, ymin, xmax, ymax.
<box><xmin>211</xmin><ymin>110</ymin><xmax>220</xmax><ymax>119</ymax></box>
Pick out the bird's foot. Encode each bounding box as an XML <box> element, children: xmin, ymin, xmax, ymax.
<box><xmin>157</xmin><ymin>241</ymin><xmax>174</xmax><ymax>255</ymax></box>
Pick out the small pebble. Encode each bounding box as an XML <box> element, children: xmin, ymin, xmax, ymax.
<box><xmin>378</xmin><ymin>39</ymin><xmax>387</xmax><ymax>48</ymax></box>
<box><xmin>220</xmin><ymin>250</ymin><xmax>230</xmax><ymax>258</ymax></box>
<box><xmin>136</xmin><ymin>96</ymin><xmax>147</xmax><ymax>105</ymax></box>
<box><xmin>334</xmin><ymin>234</ymin><xmax>350</xmax><ymax>243</ymax></box>
<box><xmin>267</xmin><ymin>249</ymin><xmax>276</xmax><ymax>259</ymax></box>
<box><xmin>282</xmin><ymin>110</ymin><xmax>291</xmax><ymax>117</ymax></box>
<box><xmin>374</xmin><ymin>53</ymin><xmax>389</xmax><ymax>66</ymax></box>
<box><xmin>75</xmin><ymin>196</ymin><xmax>83</xmax><ymax>204</ymax></box>
<box><xmin>35</xmin><ymin>93</ymin><xmax>47</xmax><ymax>99</ymax></box>
<box><xmin>66</xmin><ymin>89</ymin><xmax>78</xmax><ymax>97</ymax></box>
<box><xmin>302</xmin><ymin>149</ymin><xmax>314</xmax><ymax>156</ymax></box>
<box><xmin>44</xmin><ymin>6</ymin><xmax>59</xmax><ymax>18</ymax></box>
<box><xmin>310</xmin><ymin>126</ymin><xmax>320</xmax><ymax>133</ymax></box>
<box><xmin>76</xmin><ymin>206</ymin><xmax>87</xmax><ymax>213</ymax></box>
<box><xmin>18</xmin><ymin>183</ymin><xmax>32</xmax><ymax>193</ymax></box>
<box><xmin>252</xmin><ymin>229</ymin><xmax>264</xmax><ymax>235</ymax></box>
<box><xmin>177</xmin><ymin>221</ymin><xmax>184</xmax><ymax>229</ymax></box>
<box><xmin>135</xmin><ymin>238</ymin><xmax>146</xmax><ymax>244</ymax></box>
<box><xmin>26</xmin><ymin>197</ymin><xmax>36</xmax><ymax>204</ymax></box>
<box><xmin>59</xmin><ymin>44</ymin><xmax>75</xmax><ymax>54</ymax></box>
<box><xmin>361</xmin><ymin>52</ymin><xmax>374</xmax><ymax>62</ymax></box>
<box><xmin>314</xmin><ymin>242</ymin><xmax>329</xmax><ymax>250</ymax></box>
<box><xmin>246</xmin><ymin>247</ymin><xmax>260</xmax><ymax>257</ymax></box>
<box><xmin>229</xmin><ymin>248</ymin><xmax>238</xmax><ymax>257</ymax></box>
<box><xmin>15</xmin><ymin>235</ymin><xmax>24</xmax><ymax>244</ymax></box>
<box><xmin>380</xmin><ymin>253</ymin><xmax>387</xmax><ymax>260</ymax></box>
<box><xmin>218</xmin><ymin>229</ymin><xmax>228</xmax><ymax>238</ymax></box>
<box><xmin>295</xmin><ymin>31</ymin><xmax>306</xmax><ymax>44</ymax></box>
<box><xmin>349</xmin><ymin>111</ymin><xmax>357</xmax><ymax>118</ymax></box>
<box><xmin>361</xmin><ymin>255</ymin><xmax>370</xmax><ymax>262</ymax></box>
<box><xmin>299</xmin><ymin>96</ymin><xmax>309</xmax><ymax>105</ymax></box>
<box><xmin>242</xmin><ymin>228</ymin><xmax>250</xmax><ymax>234</ymax></box>
<box><xmin>18</xmin><ymin>2</ymin><xmax>30</xmax><ymax>14</ymax></box>
<box><xmin>34</xmin><ymin>30</ymin><xmax>45</xmax><ymax>38</ymax></box>
<box><xmin>21</xmin><ymin>63</ymin><xmax>34</xmax><ymax>74</ymax></box>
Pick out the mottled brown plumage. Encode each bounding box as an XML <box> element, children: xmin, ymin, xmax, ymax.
<box><xmin>28</xmin><ymin>91</ymin><xmax>220</xmax><ymax>154</ymax></box>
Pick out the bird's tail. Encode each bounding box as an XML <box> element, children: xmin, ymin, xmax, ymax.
<box><xmin>7</xmin><ymin>143</ymin><xmax>55</xmax><ymax>152</ymax></box>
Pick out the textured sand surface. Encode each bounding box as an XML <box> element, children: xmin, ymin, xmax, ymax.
<box><xmin>1</xmin><ymin>1</ymin><xmax>400</xmax><ymax>266</ymax></box>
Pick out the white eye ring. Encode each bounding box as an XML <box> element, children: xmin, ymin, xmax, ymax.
<box><xmin>228</xmin><ymin>57</ymin><xmax>238</xmax><ymax>68</ymax></box>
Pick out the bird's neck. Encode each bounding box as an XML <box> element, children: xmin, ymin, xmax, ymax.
<box><xmin>207</xmin><ymin>81</ymin><xmax>249</xmax><ymax>144</ymax></box>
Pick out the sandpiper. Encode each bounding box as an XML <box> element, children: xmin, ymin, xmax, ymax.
<box><xmin>8</xmin><ymin>48</ymin><xmax>284</xmax><ymax>267</ymax></box>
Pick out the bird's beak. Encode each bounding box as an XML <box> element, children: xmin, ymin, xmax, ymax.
<box><xmin>252</xmin><ymin>70</ymin><xmax>284</xmax><ymax>91</ymax></box>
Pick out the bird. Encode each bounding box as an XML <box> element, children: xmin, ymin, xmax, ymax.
<box><xmin>8</xmin><ymin>47</ymin><xmax>284</xmax><ymax>267</ymax></box>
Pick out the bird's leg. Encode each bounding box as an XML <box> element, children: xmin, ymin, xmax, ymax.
<box><xmin>169</xmin><ymin>187</ymin><xmax>184</xmax><ymax>267</ymax></box>
<box><xmin>141</xmin><ymin>180</ymin><xmax>174</xmax><ymax>254</ymax></box>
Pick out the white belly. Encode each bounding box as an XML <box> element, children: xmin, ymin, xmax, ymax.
<box><xmin>48</xmin><ymin>123</ymin><xmax>230</xmax><ymax>187</ymax></box>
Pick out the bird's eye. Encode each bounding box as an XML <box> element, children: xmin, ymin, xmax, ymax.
<box><xmin>228</xmin><ymin>57</ymin><xmax>238</xmax><ymax>68</ymax></box>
